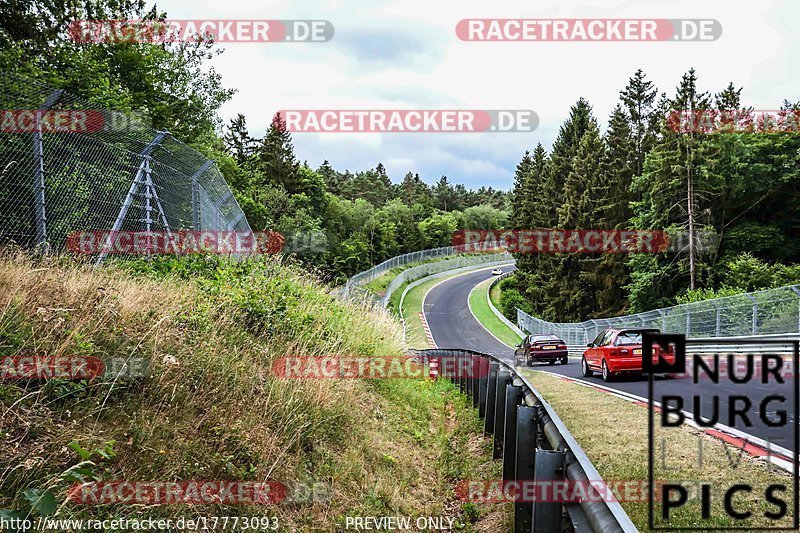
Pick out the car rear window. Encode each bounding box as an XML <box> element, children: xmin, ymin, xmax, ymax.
<box><xmin>616</xmin><ymin>331</ymin><xmax>658</xmax><ymax>345</ymax></box>
<box><xmin>616</xmin><ymin>332</ymin><xmax>642</xmax><ymax>345</ymax></box>
<box><xmin>532</xmin><ymin>335</ymin><xmax>560</xmax><ymax>343</ymax></box>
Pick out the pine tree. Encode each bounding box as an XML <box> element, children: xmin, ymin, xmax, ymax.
<box><xmin>257</xmin><ymin>112</ymin><xmax>301</xmax><ymax>193</ymax></box>
<box><xmin>620</xmin><ymin>69</ymin><xmax>660</xmax><ymax>176</ymax></box>
<box><xmin>603</xmin><ymin>105</ymin><xmax>636</xmax><ymax>227</ymax></box>
<box><xmin>223</xmin><ymin>113</ymin><xmax>257</xmax><ymax>166</ymax></box>
<box><xmin>510</xmin><ymin>151</ymin><xmax>532</xmax><ymax>228</ymax></box>
<box><xmin>628</xmin><ymin>69</ymin><xmax>721</xmax><ymax>307</ymax></box>
<box><xmin>552</xmin><ymin>119</ymin><xmax>608</xmax><ymax>320</ymax></box>
<box><xmin>527</xmin><ymin>99</ymin><xmax>594</xmax><ymax>320</ymax></box>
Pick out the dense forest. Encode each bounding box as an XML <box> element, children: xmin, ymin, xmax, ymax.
<box><xmin>5</xmin><ymin>2</ymin><xmax>800</xmax><ymax>320</ymax></box>
<box><xmin>0</xmin><ymin>1</ymin><xmax>509</xmax><ymax>282</ymax></box>
<box><xmin>505</xmin><ymin>69</ymin><xmax>800</xmax><ymax>321</ymax></box>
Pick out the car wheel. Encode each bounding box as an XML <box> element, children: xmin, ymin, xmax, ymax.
<box><xmin>561</xmin><ymin>357</ymin><xmax>568</xmax><ymax>365</ymax></box>
<box><xmin>581</xmin><ymin>357</ymin><xmax>593</xmax><ymax>377</ymax></box>
<box><xmin>602</xmin><ymin>359</ymin><xmax>612</xmax><ymax>382</ymax></box>
<box><xmin>548</xmin><ymin>360</ymin><xmax>556</xmax><ymax>365</ymax></box>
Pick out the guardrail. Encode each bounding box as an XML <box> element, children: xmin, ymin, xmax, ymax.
<box><xmin>409</xmin><ymin>348</ymin><xmax>637</xmax><ymax>533</ymax></box>
<box><xmin>344</xmin><ymin>248</ymin><xmax>512</xmax><ymax>306</ymax></box>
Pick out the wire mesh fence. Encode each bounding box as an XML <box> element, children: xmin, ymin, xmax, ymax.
<box><xmin>517</xmin><ymin>284</ymin><xmax>800</xmax><ymax>345</ymax></box>
<box><xmin>0</xmin><ymin>74</ymin><xmax>251</xmax><ymax>259</ymax></box>
<box><xmin>342</xmin><ymin>244</ymin><xmax>512</xmax><ymax>305</ymax></box>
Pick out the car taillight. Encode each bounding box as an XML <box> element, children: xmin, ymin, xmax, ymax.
<box><xmin>619</xmin><ymin>348</ymin><xmax>629</xmax><ymax>356</ymax></box>
<box><xmin>532</xmin><ymin>345</ymin><xmax>541</xmax><ymax>350</ymax></box>
<box><xmin>557</xmin><ymin>344</ymin><xmax>566</xmax><ymax>349</ymax></box>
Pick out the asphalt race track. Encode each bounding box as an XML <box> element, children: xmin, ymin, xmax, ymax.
<box><xmin>423</xmin><ymin>266</ymin><xmax>797</xmax><ymax>452</ymax></box>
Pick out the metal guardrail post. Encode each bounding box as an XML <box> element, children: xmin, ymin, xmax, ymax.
<box><xmin>484</xmin><ymin>362</ymin><xmax>499</xmax><ymax>436</ymax></box>
<box><xmin>493</xmin><ymin>369</ymin><xmax>511</xmax><ymax>460</ymax></box>
<box><xmin>478</xmin><ymin>358</ymin><xmax>489</xmax><ymax>418</ymax></box>
<box><xmin>503</xmin><ymin>385</ymin><xmax>523</xmax><ymax>482</ymax></box>
<box><xmin>515</xmin><ymin>405</ymin><xmax>537</xmax><ymax>532</ymax></box>
<box><xmin>458</xmin><ymin>353</ymin><xmax>467</xmax><ymax>393</ymax></box>
<box><xmin>532</xmin><ymin>450</ymin><xmax>567</xmax><ymax>533</ymax></box>
<box><xmin>471</xmin><ymin>355</ymin><xmax>480</xmax><ymax>409</ymax></box>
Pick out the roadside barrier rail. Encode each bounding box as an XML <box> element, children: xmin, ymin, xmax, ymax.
<box><xmin>409</xmin><ymin>348</ymin><xmax>637</xmax><ymax>533</ymax></box>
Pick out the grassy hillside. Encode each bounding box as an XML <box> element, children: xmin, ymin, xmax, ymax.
<box><xmin>0</xmin><ymin>253</ymin><xmax>499</xmax><ymax>530</ymax></box>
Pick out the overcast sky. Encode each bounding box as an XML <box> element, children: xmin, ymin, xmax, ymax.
<box><xmin>158</xmin><ymin>0</ymin><xmax>799</xmax><ymax>191</ymax></box>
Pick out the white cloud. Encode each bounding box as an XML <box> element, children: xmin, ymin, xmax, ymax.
<box><xmin>158</xmin><ymin>0</ymin><xmax>800</xmax><ymax>190</ymax></box>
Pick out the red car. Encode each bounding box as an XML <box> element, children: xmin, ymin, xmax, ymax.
<box><xmin>515</xmin><ymin>334</ymin><xmax>568</xmax><ymax>366</ymax></box>
<box><xmin>581</xmin><ymin>328</ymin><xmax>675</xmax><ymax>382</ymax></box>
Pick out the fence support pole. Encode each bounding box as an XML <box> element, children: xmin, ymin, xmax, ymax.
<box><xmin>96</xmin><ymin>131</ymin><xmax>167</xmax><ymax>264</ymax></box>
<box><xmin>745</xmin><ymin>294</ymin><xmax>758</xmax><ymax>335</ymax></box>
<box><xmin>514</xmin><ymin>406</ymin><xmax>537</xmax><ymax>532</ymax></box>
<box><xmin>684</xmin><ymin>307</ymin><xmax>691</xmax><ymax>336</ymax></box>
<box><xmin>190</xmin><ymin>160</ymin><xmax>213</xmax><ymax>231</ymax></box>
<box><xmin>792</xmin><ymin>286</ymin><xmax>800</xmax><ymax>332</ymax></box>
<box><xmin>32</xmin><ymin>89</ymin><xmax>64</xmax><ymax>253</ymax></box>
<box><xmin>532</xmin><ymin>450</ymin><xmax>566</xmax><ymax>532</ymax></box>
<box><xmin>493</xmin><ymin>369</ymin><xmax>510</xmax><ymax>459</ymax></box>
<box><xmin>502</xmin><ymin>385</ymin><xmax>522</xmax><ymax>482</ymax></box>
<box><xmin>484</xmin><ymin>363</ymin><xmax>499</xmax><ymax>435</ymax></box>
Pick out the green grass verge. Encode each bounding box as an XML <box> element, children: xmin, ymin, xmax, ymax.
<box><xmin>521</xmin><ymin>370</ymin><xmax>793</xmax><ymax>530</ymax></box>
<box><xmin>0</xmin><ymin>254</ymin><xmax>503</xmax><ymax>530</ymax></box>
<box><xmin>468</xmin><ymin>278</ymin><xmax>523</xmax><ymax>348</ymax></box>
<box><xmin>489</xmin><ymin>281</ymin><xmax>502</xmax><ymax>310</ymax></box>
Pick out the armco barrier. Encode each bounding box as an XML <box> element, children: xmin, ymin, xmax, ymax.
<box><xmin>344</xmin><ymin>247</ymin><xmax>512</xmax><ymax>306</ymax></box>
<box><xmin>409</xmin><ymin>348</ymin><xmax>637</xmax><ymax>533</ymax></box>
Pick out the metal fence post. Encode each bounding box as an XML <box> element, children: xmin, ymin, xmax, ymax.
<box><xmin>746</xmin><ymin>294</ymin><xmax>758</xmax><ymax>335</ymax></box>
<box><xmin>515</xmin><ymin>406</ymin><xmax>537</xmax><ymax>532</ymax></box>
<box><xmin>96</xmin><ymin>131</ymin><xmax>167</xmax><ymax>264</ymax></box>
<box><xmin>792</xmin><ymin>286</ymin><xmax>800</xmax><ymax>332</ymax></box>
<box><xmin>31</xmin><ymin>89</ymin><xmax>64</xmax><ymax>252</ymax></box>
<box><xmin>532</xmin><ymin>450</ymin><xmax>566</xmax><ymax>532</ymax></box>
<box><xmin>493</xmin><ymin>369</ymin><xmax>510</xmax><ymax>459</ymax></box>
<box><xmin>503</xmin><ymin>385</ymin><xmax>523</xmax><ymax>482</ymax></box>
<box><xmin>684</xmin><ymin>307</ymin><xmax>691</xmax><ymax>336</ymax></box>
<box><xmin>484</xmin><ymin>362</ymin><xmax>499</xmax><ymax>435</ymax></box>
<box><xmin>190</xmin><ymin>160</ymin><xmax>213</xmax><ymax>231</ymax></box>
